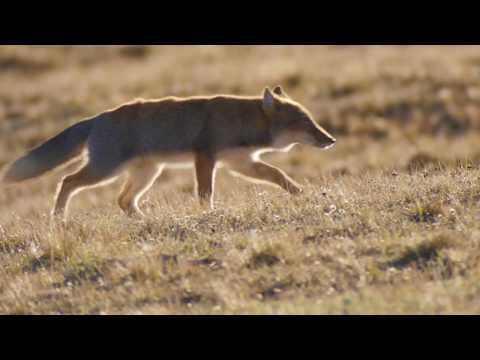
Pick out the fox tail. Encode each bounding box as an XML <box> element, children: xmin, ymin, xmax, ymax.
<box><xmin>1</xmin><ymin>119</ymin><xmax>94</xmax><ymax>183</ymax></box>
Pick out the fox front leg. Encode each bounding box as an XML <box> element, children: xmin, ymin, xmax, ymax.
<box><xmin>194</xmin><ymin>152</ymin><xmax>217</xmax><ymax>208</ymax></box>
<box><xmin>225</xmin><ymin>156</ymin><xmax>303</xmax><ymax>195</ymax></box>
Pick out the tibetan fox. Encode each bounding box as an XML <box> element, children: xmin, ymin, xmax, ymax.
<box><xmin>2</xmin><ymin>86</ymin><xmax>336</xmax><ymax>220</ymax></box>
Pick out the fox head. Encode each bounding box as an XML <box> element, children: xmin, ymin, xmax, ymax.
<box><xmin>262</xmin><ymin>86</ymin><xmax>336</xmax><ymax>149</ymax></box>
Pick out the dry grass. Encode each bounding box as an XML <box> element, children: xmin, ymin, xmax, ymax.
<box><xmin>1</xmin><ymin>45</ymin><xmax>480</xmax><ymax>314</ymax></box>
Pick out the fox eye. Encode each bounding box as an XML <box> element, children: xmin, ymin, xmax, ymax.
<box><xmin>300</xmin><ymin>114</ymin><xmax>310</xmax><ymax>123</ymax></box>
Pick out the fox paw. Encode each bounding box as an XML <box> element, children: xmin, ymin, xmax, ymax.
<box><xmin>288</xmin><ymin>185</ymin><xmax>304</xmax><ymax>195</ymax></box>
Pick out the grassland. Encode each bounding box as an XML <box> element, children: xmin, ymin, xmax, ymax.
<box><xmin>1</xmin><ymin>45</ymin><xmax>480</xmax><ymax>314</ymax></box>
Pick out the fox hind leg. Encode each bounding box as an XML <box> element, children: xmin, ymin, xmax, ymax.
<box><xmin>53</xmin><ymin>162</ymin><xmax>120</xmax><ymax>219</ymax></box>
<box><xmin>118</xmin><ymin>162</ymin><xmax>164</xmax><ymax>217</ymax></box>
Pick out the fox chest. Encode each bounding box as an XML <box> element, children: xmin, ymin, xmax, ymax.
<box><xmin>212</xmin><ymin>125</ymin><xmax>272</xmax><ymax>150</ymax></box>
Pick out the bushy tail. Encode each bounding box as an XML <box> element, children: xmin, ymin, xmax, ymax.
<box><xmin>1</xmin><ymin>119</ymin><xmax>93</xmax><ymax>183</ymax></box>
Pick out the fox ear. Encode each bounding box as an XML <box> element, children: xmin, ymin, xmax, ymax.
<box><xmin>263</xmin><ymin>87</ymin><xmax>278</xmax><ymax>114</ymax></box>
<box><xmin>273</xmin><ymin>85</ymin><xmax>290</xmax><ymax>98</ymax></box>
<box><xmin>273</xmin><ymin>86</ymin><xmax>284</xmax><ymax>96</ymax></box>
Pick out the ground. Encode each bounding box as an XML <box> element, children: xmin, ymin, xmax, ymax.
<box><xmin>1</xmin><ymin>45</ymin><xmax>480</xmax><ymax>314</ymax></box>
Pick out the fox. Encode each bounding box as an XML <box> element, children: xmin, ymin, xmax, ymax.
<box><xmin>1</xmin><ymin>86</ymin><xmax>336</xmax><ymax>220</ymax></box>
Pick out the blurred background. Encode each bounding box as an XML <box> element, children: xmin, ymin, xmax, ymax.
<box><xmin>1</xmin><ymin>45</ymin><xmax>480</xmax><ymax>217</ymax></box>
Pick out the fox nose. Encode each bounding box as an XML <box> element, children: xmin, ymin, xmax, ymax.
<box><xmin>321</xmin><ymin>136</ymin><xmax>336</xmax><ymax>149</ymax></box>
<box><xmin>325</xmin><ymin>136</ymin><xmax>336</xmax><ymax>145</ymax></box>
